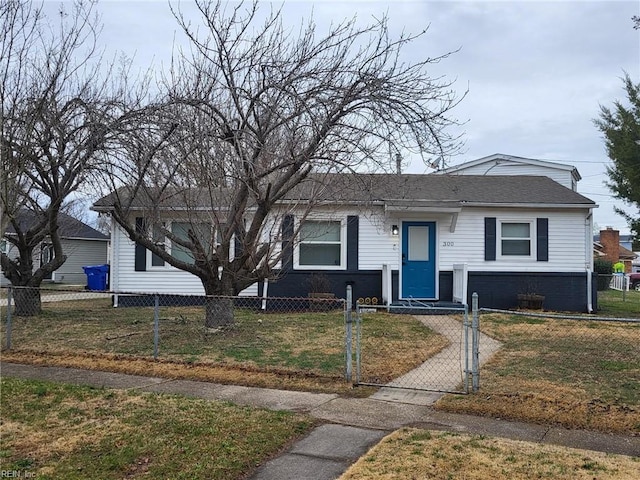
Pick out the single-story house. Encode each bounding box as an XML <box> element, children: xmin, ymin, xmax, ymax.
<box><xmin>1</xmin><ymin>211</ymin><xmax>109</xmax><ymax>286</ymax></box>
<box><xmin>93</xmin><ymin>154</ymin><xmax>598</xmax><ymax>312</ymax></box>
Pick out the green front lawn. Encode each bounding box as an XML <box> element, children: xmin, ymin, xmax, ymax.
<box><xmin>597</xmin><ymin>288</ymin><xmax>640</xmax><ymax>317</ymax></box>
<box><xmin>1</xmin><ymin>296</ymin><xmax>443</xmax><ymax>393</ymax></box>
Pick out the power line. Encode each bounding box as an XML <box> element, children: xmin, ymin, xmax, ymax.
<box><xmin>579</xmin><ymin>191</ymin><xmax>615</xmax><ymax>197</ymax></box>
<box><xmin>570</xmin><ymin>160</ymin><xmax>613</xmax><ymax>164</ymax></box>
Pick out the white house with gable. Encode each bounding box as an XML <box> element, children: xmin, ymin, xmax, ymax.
<box><xmin>94</xmin><ymin>154</ymin><xmax>598</xmax><ymax>312</ymax></box>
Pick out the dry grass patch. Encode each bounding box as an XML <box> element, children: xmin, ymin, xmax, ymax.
<box><xmin>437</xmin><ymin>377</ymin><xmax>640</xmax><ymax>434</ymax></box>
<box><xmin>1</xmin><ymin>349</ymin><xmax>376</xmax><ymax>396</ymax></box>
<box><xmin>358</xmin><ymin>313</ymin><xmax>450</xmax><ymax>383</ymax></box>
<box><xmin>1</xmin><ymin>377</ymin><xmax>315</xmax><ymax>479</ymax></box>
<box><xmin>340</xmin><ymin>428</ymin><xmax>640</xmax><ymax>480</ymax></box>
<box><xmin>437</xmin><ymin>313</ymin><xmax>640</xmax><ymax>435</ymax></box>
<box><xmin>3</xmin><ymin>397</ymin><xmax>138</xmax><ymax>464</ymax></box>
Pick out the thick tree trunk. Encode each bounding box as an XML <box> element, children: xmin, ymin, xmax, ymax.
<box><xmin>12</xmin><ymin>287</ymin><xmax>42</xmax><ymax>316</ymax></box>
<box><xmin>204</xmin><ymin>296</ymin><xmax>234</xmax><ymax>329</ymax></box>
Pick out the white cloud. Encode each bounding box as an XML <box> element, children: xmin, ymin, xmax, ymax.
<box><xmin>44</xmin><ymin>0</ymin><xmax>639</xmax><ymax>231</ymax></box>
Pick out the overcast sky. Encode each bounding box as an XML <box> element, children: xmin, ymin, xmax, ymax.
<box><xmin>47</xmin><ymin>0</ymin><xmax>639</xmax><ymax>233</ymax></box>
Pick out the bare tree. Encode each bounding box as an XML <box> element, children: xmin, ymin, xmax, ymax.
<box><xmin>97</xmin><ymin>0</ymin><xmax>464</xmax><ymax>327</ymax></box>
<box><xmin>0</xmin><ymin>0</ymin><xmax>124</xmax><ymax>314</ymax></box>
<box><xmin>0</xmin><ymin>0</ymin><xmax>37</xmax><ymax>238</ymax></box>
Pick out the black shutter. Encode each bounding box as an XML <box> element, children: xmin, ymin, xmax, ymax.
<box><xmin>281</xmin><ymin>215</ymin><xmax>294</xmax><ymax>271</ymax></box>
<box><xmin>484</xmin><ymin>217</ymin><xmax>496</xmax><ymax>261</ymax></box>
<box><xmin>537</xmin><ymin>218</ymin><xmax>549</xmax><ymax>262</ymax></box>
<box><xmin>346</xmin><ymin>215</ymin><xmax>359</xmax><ymax>271</ymax></box>
<box><xmin>134</xmin><ymin>217</ymin><xmax>147</xmax><ymax>271</ymax></box>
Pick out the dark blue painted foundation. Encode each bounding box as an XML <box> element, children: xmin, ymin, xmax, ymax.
<box><xmin>268</xmin><ymin>269</ymin><xmax>597</xmax><ymax>313</ymax></box>
<box><xmin>115</xmin><ymin>269</ymin><xmax>597</xmax><ymax>313</ymax></box>
<box><xmin>463</xmin><ymin>271</ymin><xmax>598</xmax><ymax>312</ymax></box>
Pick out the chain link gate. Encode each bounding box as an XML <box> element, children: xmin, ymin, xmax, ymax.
<box><xmin>351</xmin><ymin>298</ymin><xmax>480</xmax><ymax>394</ymax></box>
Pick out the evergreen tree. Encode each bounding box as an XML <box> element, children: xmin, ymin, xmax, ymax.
<box><xmin>595</xmin><ymin>73</ymin><xmax>640</xmax><ymax>246</ymax></box>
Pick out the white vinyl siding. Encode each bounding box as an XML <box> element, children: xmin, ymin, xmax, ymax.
<box><xmin>111</xmin><ymin>204</ymin><xmax>590</xmax><ymax>296</ymax></box>
<box><xmin>113</xmin><ymin>223</ymin><xmax>257</xmax><ymax>296</ymax></box>
<box><xmin>352</xmin><ymin>207</ymin><xmax>591</xmax><ymax>273</ymax></box>
<box><xmin>443</xmin><ymin>161</ymin><xmax>575</xmax><ymax>190</ymax></box>
<box><xmin>357</xmin><ymin>211</ymin><xmax>399</xmax><ymax>270</ymax></box>
<box><xmin>256</xmin><ymin>214</ymin><xmax>283</xmax><ymax>269</ymax></box>
<box><xmin>436</xmin><ymin>208</ymin><xmax>589</xmax><ymax>272</ymax></box>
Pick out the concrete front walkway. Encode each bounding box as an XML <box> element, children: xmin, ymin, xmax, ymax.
<box><xmin>371</xmin><ymin>315</ymin><xmax>502</xmax><ymax>404</ymax></box>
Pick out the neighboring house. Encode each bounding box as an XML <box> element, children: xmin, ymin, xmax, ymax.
<box><xmin>94</xmin><ymin>154</ymin><xmax>598</xmax><ymax>312</ymax></box>
<box><xmin>594</xmin><ymin>228</ymin><xmax>638</xmax><ymax>273</ymax></box>
<box><xmin>1</xmin><ymin>211</ymin><xmax>109</xmax><ymax>286</ymax></box>
<box><xmin>438</xmin><ymin>153</ymin><xmax>581</xmax><ymax>191</ymax></box>
<box><xmin>618</xmin><ymin>233</ymin><xmax>635</xmax><ymax>252</ymax></box>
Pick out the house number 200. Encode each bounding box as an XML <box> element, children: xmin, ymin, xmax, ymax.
<box><xmin>442</xmin><ymin>241</ymin><xmax>454</xmax><ymax>247</ymax></box>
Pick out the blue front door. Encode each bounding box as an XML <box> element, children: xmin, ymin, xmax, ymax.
<box><xmin>401</xmin><ymin>221</ymin><xmax>436</xmax><ymax>299</ymax></box>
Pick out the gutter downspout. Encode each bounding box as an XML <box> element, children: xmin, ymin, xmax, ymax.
<box><xmin>586</xmin><ymin>211</ymin><xmax>593</xmax><ymax>313</ymax></box>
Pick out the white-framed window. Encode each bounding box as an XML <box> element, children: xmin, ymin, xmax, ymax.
<box><xmin>147</xmin><ymin>221</ymin><xmax>217</xmax><ymax>268</ymax></box>
<box><xmin>171</xmin><ymin>222</ymin><xmax>215</xmax><ymax>264</ymax></box>
<box><xmin>499</xmin><ymin>221</ymin><xmax>533</xmax><ymax>257</ymax></box>
<box><xmin>295</xmin><ymin>219</ymin><xmax>346</xmax><ymax>269</ymax></box>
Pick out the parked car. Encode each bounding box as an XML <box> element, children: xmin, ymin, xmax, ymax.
<box><xmin>630</xmin><ymin>272</ymin><xmax>640</xmax><ymax>291</ymax></box>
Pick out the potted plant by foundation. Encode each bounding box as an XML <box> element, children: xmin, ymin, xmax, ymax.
<box><xmin>517</xmin><ymin>280</ymin><xmax>545</xmax><ymax>310</ymax></box>
<box><xmin>307</xmin><ymin>273</ymin><xmax>335</xmax><ymax>311</ymax></box>
<box><xmin>517</xmin><ymin>293</ymin><xmax>545</xmax><ymax>310</ymax></box>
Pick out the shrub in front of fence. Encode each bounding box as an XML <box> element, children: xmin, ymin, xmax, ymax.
<box><xmin>594</xmin><ymin>259</ymin><xmax>614</xmax><ymax>291</ymax></box>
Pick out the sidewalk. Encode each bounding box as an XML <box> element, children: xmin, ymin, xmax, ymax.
<box><xmin>0</xmin><ymin>291</ymin><xmax>110</xmax><ymax>307</ymax></box>
<box><xmin>2</xmin><ymin>362</ymin><xmax>638</xmax><ymax>480</ymax></box>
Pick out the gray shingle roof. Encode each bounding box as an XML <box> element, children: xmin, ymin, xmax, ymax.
<box><xmin>93</xmin><ymin>185</ymin><xmax>223</xmax><ymax>210</ymax></box>
<box><xmin>93</xmin><ymin>173</ymin><xmax>596</xmax><ymax>210</ymax></box>
<box><xmin>284</xmin><ymin>173</ymin><xmax>596</xmax><ymax>206</ymax></box>
<box><xmin>5</xmin><ymin>210</ymin><xmax>108</xmax><ymax>241</ymax></box>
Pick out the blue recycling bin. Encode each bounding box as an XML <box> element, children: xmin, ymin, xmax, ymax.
<box><xmin>83</xmin><ymin>264</ymin><xmax>109</xmax><ymax>291</ymax></box>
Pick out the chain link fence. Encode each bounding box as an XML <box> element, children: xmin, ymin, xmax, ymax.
<box><xmin>476</xmin><ymin>306</ymin><xmax>640</xmax><ymax>404</ymax></box>
<box><xmin>353</xmin><ymin>302</ymin><xmax>480</xmax><ymax>394</ymax></box>
<box><xmin>2</xmin><ymin>286</ymin><xmax>638</xmax><ymax>406</ymax></box>
<box><xmin>1</xmin><ymin>286</ymin><xmax>348</xmax><ymax>382</ymax></box>
<box><xmin>352</xmin><ymin>293</ymin><xmax>639</xmax><ymax>401</ymax></box>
